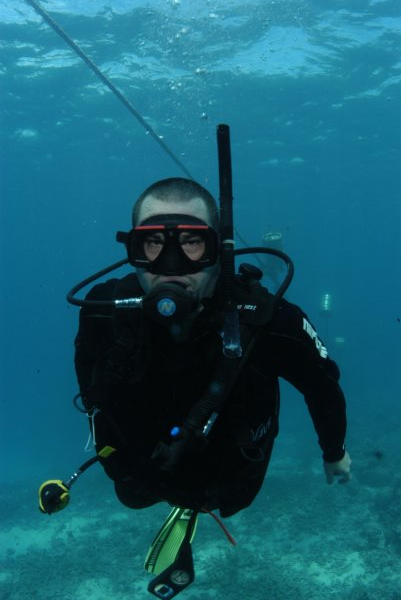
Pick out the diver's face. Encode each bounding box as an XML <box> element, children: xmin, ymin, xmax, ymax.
<box><xmin>135</xmin><ymin>195</ymin><xmax>220</xmax><ymax>302</ymax></box>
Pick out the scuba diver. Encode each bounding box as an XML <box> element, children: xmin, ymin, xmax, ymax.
<box><xmin>38</xmin><ymin>130</ymin><xmax>351</xmax><ymax>600</ymax></box>
<box><xmin>23</xmin><ymin>1</ymin><xmax>348</xmax><ymax>594</ymax></box>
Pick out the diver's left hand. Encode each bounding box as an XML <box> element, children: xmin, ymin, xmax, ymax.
<box><xmin>324</xmin><ymin>451</ymin><xmax>352</xmax><ymax>484</ymax></box>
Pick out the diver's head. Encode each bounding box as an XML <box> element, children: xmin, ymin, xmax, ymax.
<box><xmin>130</xmin><ymin>178</ymin><xmax>220</xmax><ymax>305</ymax></box>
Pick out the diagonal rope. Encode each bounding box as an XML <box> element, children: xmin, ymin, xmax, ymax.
<box><xmin>24</xmin><ymin>0</ymin><xmax>194</xmax><ymax>179</ymax></box>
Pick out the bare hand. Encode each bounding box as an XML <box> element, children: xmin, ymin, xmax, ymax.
<box><xmin>324</xmin><ymin>451</ymin><xmax>352</xmax><ymax>484</ymax></box>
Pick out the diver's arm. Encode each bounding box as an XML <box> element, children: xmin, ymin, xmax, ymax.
<box><xmin>268</xmin><ymin>300</ymin><xmax>349</xmax><ymax>477</ymax></box>
<box><xmin>298</xmin><ymin>366</ymin><xmax>347</xmax><ymax>464</ymax></box>
<box><xmin>283</xmin><ymin>355</ymin><xmax>350</xmax><ymax>480</ymax></box>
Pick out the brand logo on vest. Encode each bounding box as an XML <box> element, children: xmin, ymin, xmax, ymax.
<box><xmin>302</xmin><ymin>318</ymin><xmax>328</xmax><ymax>358</ymax></box>
<box><xmin>251</xmin><ymin>418</ymin><xmax>272</xmax><ymax>442</ymax></box>
<box><xmin>157</xmin><ymin>298</ymin><xmax>177</xmax><ymax>317</ymax></box>
<box><xmin>237</xmin><ymin>303</ymin><xmax>257</xmax><ymax>311</ymax></box>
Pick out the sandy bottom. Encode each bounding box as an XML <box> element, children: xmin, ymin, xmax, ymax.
<box><xmin>1</xmin><ymin>447</ymin><xmax>400</xmax><ymax>600</ymax></box>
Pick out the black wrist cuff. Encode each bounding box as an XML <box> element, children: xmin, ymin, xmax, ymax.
<box><xmin>323</xmin><ymin>447</ymin><xmax>345</xmax><ymax>463</ymax></box>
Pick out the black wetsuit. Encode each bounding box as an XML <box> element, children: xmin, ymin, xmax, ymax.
<box><xmin>74</xmin><ymin>274</ymin><xmax>346</xmax><ymax>517</ymax></box>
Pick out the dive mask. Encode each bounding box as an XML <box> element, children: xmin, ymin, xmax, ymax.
<box><xmin>117</xmin><ymin>214</ymin><xmax>219</xmax><ymax>275</ymax></box>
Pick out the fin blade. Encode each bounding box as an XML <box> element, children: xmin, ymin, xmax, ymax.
<box><xmin>145</xmin><ymin>508</ymin><xmax>197</xmax><ymax>575</ymax></box>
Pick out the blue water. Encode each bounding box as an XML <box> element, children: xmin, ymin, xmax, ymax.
<box><xmin>1</xmin><ymin>1</ymin><xmax>401</xmax><ymax>598</ymax></box>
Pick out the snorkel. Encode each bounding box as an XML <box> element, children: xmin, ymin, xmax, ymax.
<box><xmin>217</xmin><ymin>124</ymin><xmax>241</xmax><ymax>357</ymax></box>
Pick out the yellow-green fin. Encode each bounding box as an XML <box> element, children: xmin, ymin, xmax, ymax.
<box><xmin>144</xmin><ymin>507</ymin><xmax>198</xmax><ymax>575</ymax></box>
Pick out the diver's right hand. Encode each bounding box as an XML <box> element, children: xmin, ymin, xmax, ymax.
<box><xmin>39</xmin><ymin>480</ymin><xmax>70</xmax><ymax>514</ymax></box>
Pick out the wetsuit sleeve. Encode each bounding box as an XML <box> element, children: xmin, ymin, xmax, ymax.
<box><xmin>268</xmin><ymin>301</ymin><xmax>347</xmax><ymax>462</ymax></box>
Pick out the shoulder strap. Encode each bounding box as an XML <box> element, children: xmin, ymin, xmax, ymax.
<box><xmin>75</xmin><ymin>274</ymin><xmax>144</xmax><ymax>401</ymax></box>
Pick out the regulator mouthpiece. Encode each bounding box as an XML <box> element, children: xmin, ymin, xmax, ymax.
<box><xmin>142</xmin><ymin>282</ymin><xmax>199</xmax><ymax>325</ymax></box>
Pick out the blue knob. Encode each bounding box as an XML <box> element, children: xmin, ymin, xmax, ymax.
<box><xmin>170</xmin><ymin>426</ymin><xmax>181</xmax><ymax>438</ymax></box>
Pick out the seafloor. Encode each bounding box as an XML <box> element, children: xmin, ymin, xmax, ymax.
<box><xmin>1</xmin><ymin>441</ymin><xmax>400</xmax><ymax>600</ymax></box>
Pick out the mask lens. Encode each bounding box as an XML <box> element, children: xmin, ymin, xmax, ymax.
<box><xmin>178</xmin><ymin>231</ymin><xmax>207</xmax><ymax>261</ymax></box>
<box><xmin>143</xmin><ymin>232</ymin><xmax>166</xmax><ymax>261</ymax></box>
<box><xmin>140</xmin><ymin>230</ymin><xmax>208</xmax><ymax>263</ymax></box>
